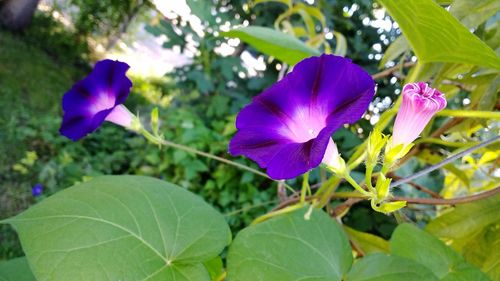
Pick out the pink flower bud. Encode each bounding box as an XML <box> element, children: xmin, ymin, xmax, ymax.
<box><xmin>392</xmin><ymin>82</ymin><xmax>447</xmax><ymax>146</ymax></box>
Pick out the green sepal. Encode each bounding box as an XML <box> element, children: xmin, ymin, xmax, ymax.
<box><xmin>373</xmin><ymin>200</ymin><xmax>407</xmax><ymax>213</ymax></box>
<box><xmin>385</xmin><ymin>140</ymin><xmax>414</xmax><ymax>166</ymax></box>
<box><xmin>375</xmin><ymin>174</ymin><xmax>392</xmax><ymax>199</ymax></box>
<box><xmin>323</xmin><ymin>156</ymin><xmax>347</xmax><ymax>176</ymax></box>
<box><xmin>367</xmin><ymin>128</ymin><xmax>388</xmax><ymax>165</ymax></box>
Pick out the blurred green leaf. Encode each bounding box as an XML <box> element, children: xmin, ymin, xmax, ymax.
<box><xmin>274</xmin><ymin>4</ymin><xmax>317</xmax><ymax>37</ymax></box>
<box><xmin>227</xmin><ymin>207</ymin><xmax>352</xmax><ymax>281</ymax></box>
<box><xmin>379</xmin><ymin>35</ymin><xmax>409</xmax><ymax>68</ymax></box>
<box><xmin>344</xmin><ymin>226</ymin><xmax>390</xmax><ymax>254</ymax></box>
<box><xmin>346</xmin><ymin>253</ymin><xmax>439</xmax><ymax>281</ymax></box>
<box><xmin>253</xmin><ymin>0</ymin><xmax>291</xmax><ymax>7</ymax></box>
<box><xmin>203</xmin><ymin>256</ymin><xmax>224</xmax><ymax>281</ymax></box>
<box><xmin>391</xmin><ymin>224</ymin><xmax>488</xmax><ymax>280</ymax></box>
<box><xmin>4</xmin><ymin>176</ymin><xmax>231</xmax><ymax>281</ymax></box>
<box><xmin>476</xmin><ymin>76</ymin><xmax>500</xmax><ymax>111</ymax></box>
<box><xmin>379</xmin><ymin>0</ymin><xmax>500</xmax><ymax>69</ymax></box>
<box><xmin>296</xmin><ymin>3</ymin><xmax>326</xmax><ymax>27</ymax></box>
<box><xmin>426</xmin><ymin>194</ymin><xmax>500</xmax><ymax>245</ymax></box>
<box><xmin>0</xmin><ymin>257</ymin><xmax>36</xmax><ymax>281</ymax></box>
<box><xmin>450</xmin><ymin>0</ymin><xmax>500</xmax><ymax>29</ymax></box>
<box><xmin>462</xmin><ymin>224</ymin><xmax>500</xmax><ymax>280</ymax></box>
<box><xmin>333</xmin><ymin>31</ymin><xmax>348</xmax><ymax>56</ymax></box>
<box><xmin>145</xmin><ymin>19</ymin><xmax>185</xmax><ymax>50</ymax></box>
<box><xmin>186</xmin><ymin>70</ymin><xmax>214</xmax><ymax>93</ymax></box>
<box><xmin>222</xmin><ymin>26</ymin><xmax>320</xmax><ymax>65</ymax></box>
<box><xmin>186</xmin><ymin>0</ymin><xmax>213</xmax><ymax>24</ymax></box>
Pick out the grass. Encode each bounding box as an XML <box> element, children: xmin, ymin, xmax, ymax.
<box><xmin>0</xmin><ymin>27</ymin><xmax>84</xmax><ymax>259</ymax></box>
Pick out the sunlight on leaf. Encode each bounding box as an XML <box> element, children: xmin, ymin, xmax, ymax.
<box><xmin>379</xmin><ymin>0</ymin><xmax>500</xmax><ymax>69</ymax></box>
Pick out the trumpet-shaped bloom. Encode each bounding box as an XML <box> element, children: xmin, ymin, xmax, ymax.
<box><xmin>392</xmin><ymin>82</ymin><xmax>447</xmax><ymax>146</ymax></box>
<box><xmin>60</xmin><ymin>60</ymin><xmax>134</xmax><ymax>141</ymax></box>
<box><xmin>229</xmin><ymin>54</ymin><xmax>375</xmax><ymax>179</ymax></box>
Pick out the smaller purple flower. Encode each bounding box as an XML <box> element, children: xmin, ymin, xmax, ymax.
<box><xmin>60</xmin><ymin>60</ymin><xmax>134</xmax><ymax>141</ymax></box>
<box><xmin>392</xmin><ymin>82</ymin><xmax>447</xmax><ymax>146</ymax></box>
<box><xmin>32</xmin><ymin>183</ymin><xmax>43</xmax><ymax>197</ymax></box>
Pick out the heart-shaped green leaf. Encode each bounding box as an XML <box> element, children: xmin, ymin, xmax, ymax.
<box><xmin>391</xmin><ymin>224</ymin><xmax>489</xmax><ymax>280</ymax></box>
<box><xmin>4</xmin><ymin>176</ymin><xmax>231</xmax><ymax>281</ymax></box>
<box><xmin>0</xmin><ymin>257</ymin><xmax>36</xmax><ymax>281</ymax></box>
<box><xmin>346</xmin><ymin>253</ymin><xmax>439</xmax><ymax>281</ymax></box>
<box><xmin>227</xmin><ymin>207</ymin><xmax>352</xmax><ymax>281</ymax></box>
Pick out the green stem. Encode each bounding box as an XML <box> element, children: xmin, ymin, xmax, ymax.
<box><xmin>251</xmin><ymin>203</ymin><xmax>305</xmax><ymax>225</ymax></box>
<box><xmin>436</xmin><ymin>109</ymin><xmax>500</xmax><ymax>119</ymax></box>
<box><xmin>300</xmin><ymin>172</ymin><xmax>310</xmax><ymax>204</ymax></box>
<box><xmin>344</xmin><ymin>173</ymin><xmax>371</xmax><ymax>197</ymax></box>
<box><xmin>314</xmin><ymin>176</ymin><xmax>341</xmax><ymax>207</ymax></box>
<box><xmin>365</xmin><ymin>163</ymin><xmax>375</xmax><ymax>192</ymax></box>
<box><xmin>224</xmin><ymin>200</ymin><xmax>278</xmax><ymax>217</ymax></box>
<box><xmin>140</xmin><ymin>129</ymin><xmax>270</xmax><ymax>180</ymax></box>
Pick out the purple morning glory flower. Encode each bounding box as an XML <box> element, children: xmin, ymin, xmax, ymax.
<box><xmin>229</xmin><ymin>54</ymin><xmax>375</xmax><ymax>180</ymax></box>
<box><xmin>60</xmin><ymin>60</ymin><xmax>134</xmax><ymax>141</ymax></box>
<box><xmin>32</xmin><ymin>183</ymin><xmax>43</xmax><ymax>197</ymax></box>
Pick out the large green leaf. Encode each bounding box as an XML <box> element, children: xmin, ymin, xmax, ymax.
<box><xmin>346</xmin><ymin>253</ymin><xmax>439</xmax><ymax>281</ymax></box>
<box><xmin>4</xmin><ymin>176</ymin><xmax>231</xmax><ymax>281</ymax></box>
<box><xmin>227</xmin><ymin>207</ymin><xmax>352</xmax><ymax>281</ymax></box>
<box><xmin>378</xmin><ymin>0</ymin><xmax>500</xmax><ymax>69</ymax></box>
<box><xmin>391</xmin><ymin>224</ymin><xmax>489</xmax><ymax>280</ymax></box>
<box><xmin>0</xmin><ymin>257</ymin><xmax>36</xmax><ymax>281</ymax></box>
<box><xmin>222</xmin><ymin>26</ymin><xmax>320</xmax><ymax>65</ymax></box>
<box><xmin>426</xmin><ymin>194</ymin><xmax>500</xmax><ymax>242</ymax></box>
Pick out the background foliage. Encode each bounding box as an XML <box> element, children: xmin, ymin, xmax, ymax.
<box><xmin>0</xmin><ymin>0</ymin><xmax>498</xmax><ymax>280</ymax></box>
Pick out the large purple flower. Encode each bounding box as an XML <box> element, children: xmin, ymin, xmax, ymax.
<box><xmin>60</xmin><ymin>60</ymin><xmax>133</xmax><ymax>141</ymax></box>
<box><xmin>229</xmin><ymin>54</ymin><xmax>375</xmax><ymax>180</ymax></box>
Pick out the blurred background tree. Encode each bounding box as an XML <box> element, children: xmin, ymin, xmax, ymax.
<box><xmin>0</xmin><ymin>0</ymin><xmax>40</xmax><ymax>30</ymax></box>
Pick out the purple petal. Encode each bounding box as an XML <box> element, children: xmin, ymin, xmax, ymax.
<box><xmin>229</xmin><ymin>128</ymin><xmax>292</xmax><ymax>168</ymax></box>
<box><xmin>59</xmin><ymin>60</ymin><xmax>132</xmax><ymax>141</ymax></box>
<box><xmin>229</xmin><ymin>54</ymin><xmax>375</xmax><ymax>179</ymax></box>
<box><xmin>60</xmin><ymin>109</ymin><xmax>112</xmax><ymax>141</ymax></box>
<box><xmin>266</xmin><ymin>125</ymin><xmax>334</xmax><ymax>179</ymax></box>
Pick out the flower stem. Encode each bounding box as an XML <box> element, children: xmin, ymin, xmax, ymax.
<box><xmin>251</xmin><ymin>203</ymin><xmax>305</xmax><ymax>225</ymax></box>
<box><xmin>344</xmin><ymin>173</ymin><xmax>371</xmax><ymax>197</ymax></box>
<box><xmin>365</xmin><ymin>163</ymin><xmax>375</xmax><ymax>193</ymax></box>
<box><xmin>300</xmin><ymin>172</ymin><xmax>310</xmax><ymax>204</ymax></box>
<box><xmin>139</xmin><ymin>128</ymin><xmax>270</xmax><ymax>179</ymax></box>
<box><xmin>315</xmin><ymin>177</ymin><xmax>342</xmax><ymax>208</ymax></box>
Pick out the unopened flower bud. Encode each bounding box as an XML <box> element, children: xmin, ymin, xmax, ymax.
<box><xmin>392</xmin><ymin>82</ymin><xmax>446</xmax><ymax>146</ymax></box>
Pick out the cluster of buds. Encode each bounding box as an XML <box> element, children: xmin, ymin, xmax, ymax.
<box><xmin>324</xmin><ymin>82</ymin><xmax>447</xmax><ymax>213</ymax></box>
<box><xmin>371</xmin><ymin>82</ymin><xmax>446</xmax><ymax>212</ymax></box>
